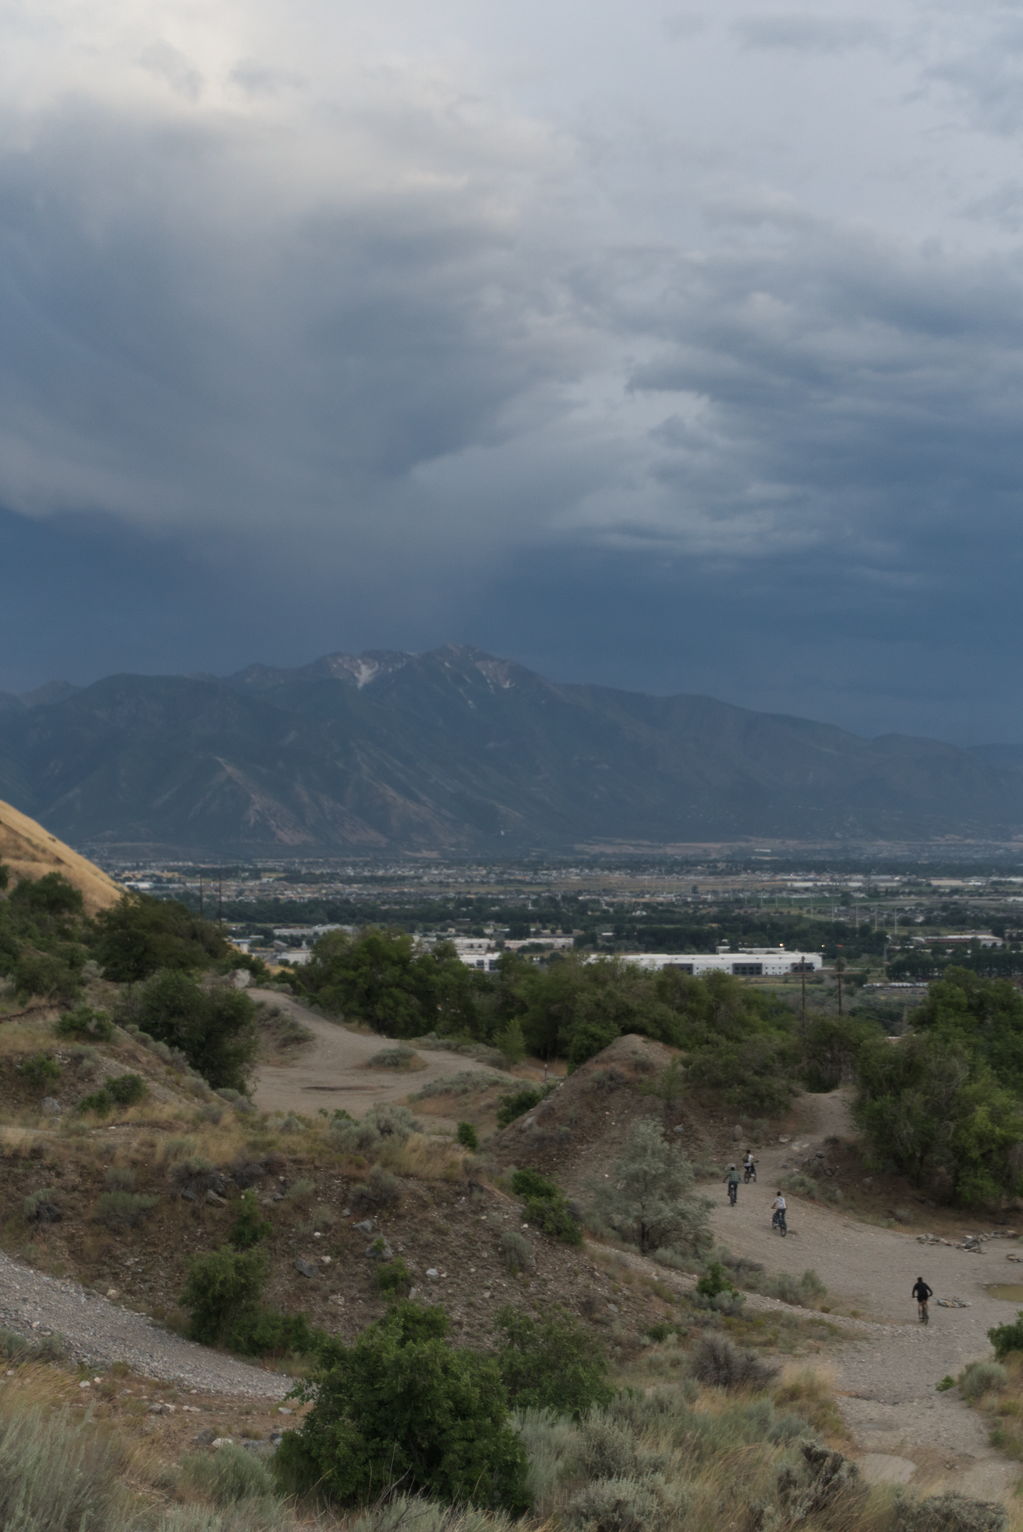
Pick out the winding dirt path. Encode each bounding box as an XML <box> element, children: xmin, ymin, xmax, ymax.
<box><xmin>250</xmin><ymin>989</ymin><xmax>516</xmax><ymax>1120</ymax></box>
<box><xmin>708</xmin><ymin>1092</ymin><xmax>1021</xmax><ymax>1501</ymax></box>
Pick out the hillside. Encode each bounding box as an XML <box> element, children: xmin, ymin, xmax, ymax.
<box><xmin>0</xmin><ymin>798</ymin><xmax>120</xmax><ymax>913</ymax></box>
<box><xmin>2</xmin><ymin>645</ymin><xmax>1022</xmax><ymax>854</ymax></box>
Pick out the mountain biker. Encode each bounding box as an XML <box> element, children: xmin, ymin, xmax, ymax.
<box><xmin>912</xmin><ymin>1277</ymin><xmax>933</xmax><ymax>1324</ymax></box>
<box><xmin>771</xmin><ymin>1191</ymin><xmax>787</xmax><ymax>1234</ymax></box>
<box><xmin>725</xmin><ymin>1164</ymin><xmax>741</xmax><ymax>1205</ymax></box>
<box><xmin>743</xmin><ymin>1150</ymin><xmax>756</xmax><ymax>1183</ymax></box>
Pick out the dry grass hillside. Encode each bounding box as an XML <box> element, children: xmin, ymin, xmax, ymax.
<box><xmin>0</xmin><ymin>798</ymin><xmax>120</xmax><ymax>914</ymax></box>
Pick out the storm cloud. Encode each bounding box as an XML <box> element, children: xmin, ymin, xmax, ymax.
<box><xmin>4</xmin><ymin>0</ymin><xmax>1023</xmax><ymax>740</ymax></box>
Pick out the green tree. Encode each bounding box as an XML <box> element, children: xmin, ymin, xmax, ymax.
<box><xmin>590</xmin><ymin>1117</ymin><xmax>710</xmax><ymax>1257</ymax></box>
<box><xmin>92</xmin><ymin>895</ymin><xmax>227</xmax><ymax>982</ymax></box>
<box><xmin>116</xmin><ymin>971</ymin><xmax>257</xmax><ymax>1090</ymax></box>
<box><xmin>275</xmin><ymin>1302</ymin><xmax>529</xmax><ymax>1511</ymax></box>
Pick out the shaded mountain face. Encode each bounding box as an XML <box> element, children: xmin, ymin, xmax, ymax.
<box><xmin>2</xmin><ymin>645</ymin><xmax>1022</xmax><ymax>854</ymax></box>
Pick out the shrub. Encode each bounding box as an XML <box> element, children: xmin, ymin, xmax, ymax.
<box><xmin>230</xmin><ymin>1189</ymin><xmax>272</xmax><ymax>1250</ymax></box>
<box><xmin>562</xmin><ymin>1476</ymin><xmax>675</xmax><ymax>1532</ymax></box>
<box><xmin>54</xmin><ymin>1004</ymin><xmax>113</xmax><ymax>1040</ymax></box>
<box><xmin>457</xmin><ymin>1121</ymin><xmax>479</xmax><ymax>1151</ymax></box>
<box><xmin>988</xmin><ymin>1312</ymin><xmax>1023</xmax><ymax>1361</ymax></box>
<box><xmin>352</xmin><ymin>1165</ymin><xmax>402</xmax><ymax>1211</ymax></box>
<box><xmin>589</xmin><ymin>1119</ymin><xmax>710</xmax><ymax>1258</ymax></box>
<box><xmin>497</xmin><ymin>1086</ymin><xmax>551</xmax><ymax>1128</ymax></box>
<box><xmin>496</xmin><ymin>1307</ymin><xmax>613</xmax><ymax>1417</ymax></box>
<box><xmin>499</xmin><ymin>1230</ymin><xmax>535</xmax><ymax>1274</ymax></box>
<box><xmin>107</xmin><ymin>1072</ymin><xmax>146</xmax><ymax>1106</ymax></box>
<box><xmin>22</xmin><ymin>1188</ymin><xmax>61</xmax><ymax>1224</ymax></box>
<box><xmin>181</xmin><ymin>1247</ymin><xmax>269</xmax><ymax>1346</ymax></box>
<box><xmin>893</xmin><ymin>1490</ymin><xmax>1008</xmax><ymax>1531</ymax></box>
<box><xmin>17</xmin><ymin>1053</ymin><xmax>61</xmax><ymax>1092</ymax></box>
<box><xmin>689</xmin><ymin>1334</ymin><xmax>778</xmax><ymax>1390</ymax></box>
<box><xmin>510</xmin><ymin>1168</ymin><xmax>558</xmax><ymax>1199</ymax></box>
<box><xmin>275</xmin><ymin>1301</ymin><xmax>530</xmax><ymax>1511</ymax></box>
<box><xmin>522</xmin><ymin>1194</ymin><xmax>582</xmax><ymax>1245</ymax></box>
<box><xmin>78</xmin><ymin>1073</ymin><xmax>146</xmax><ymax>1116</ymax></box>
<box><xmin>94</xmin><ymin>1190</ymin><xmax>159</xmax><ymax>1230</ymax></box>
<box><xmin>959</xmin><ymin>1361</ymin><xmax>1008</xmax><ymax>1400</ymax></box>
<box><xmin>375</xmin><ymin>1258</ymin><xmax>413</xmax><ymax>1298</ymax></box>
<box><xmin>0</xmin><ymin>1401</ymin><xmax>126</xmax><ymax>1529</ymax></box>
<box><xmin>178</xmin><ymin>1441</ymin><xmax>277</xmax><ymax>1504</ymax></box>
<box><xmin>367</xmin><ymin>1046</ymin><xmax>419</xmax><ymax>1069</ymax></box>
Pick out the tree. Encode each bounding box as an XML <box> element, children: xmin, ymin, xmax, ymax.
<box><xmin>275</xmin><ymin>1303</ymin><xmax>529</xmax><ymax>1511</ymax></box>
<box><xmin>590</xmin><ymin>1118</ymin><xmax>710</xmax><ymax>1257</ymax></box>
<box><xmin>92</xmin><ymin>895</ymin><xmax>227</xmax><ymax>982</ymax></box>
<box><xmin>116</xmin><ymin>970</ymin><xmax>257</xmax><ymax>1091</ymax></box>
<box><xmin>495</xmin><ymin>1307</ymin><xmax>613</xmax><ymax>1416</ymax></box>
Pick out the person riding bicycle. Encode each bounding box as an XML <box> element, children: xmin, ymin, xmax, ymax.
<box><xmin>725</xmin><ymin>1165</ymin><xmax>741</xmax><ymax>1205</ymax></box>
<box><xmin>743</xmin><ymin>1150</ymin><xmax>756</xmax><ymax>1182</ymax></box>
<box><xmin>771</xmin><ymin>1191</ymin><xmax>787</xmax><ymax>1233</ymax></box>
<box><xmin>912</xmin><ymin>1277</ymin><xmax>933</xmax><ymax>1323</ymax></box>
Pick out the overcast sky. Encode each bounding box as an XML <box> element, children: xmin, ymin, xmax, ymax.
<box><xmin>3</xmin><ymin>0</ymin><xmax>1023</xmax><ymax>742</ymax></box>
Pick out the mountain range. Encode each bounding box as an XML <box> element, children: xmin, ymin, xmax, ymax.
<box><xmin>1</xmin><ymin>645</ymin><xmax>1021</xmax><ymax>855</ymax></box>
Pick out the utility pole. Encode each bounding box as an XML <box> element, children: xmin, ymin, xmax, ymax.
<box><xmin>835</xmin><ymin>947</ymin><xmax>845</xmax><ymax>1017</ymax></box>
<box><xmin>198</xmin><ymin>874</ymin><xmax>204</xmax><ymax>919</ymax></box>
<box><xmin>800</xmin><ymin>961</ymin><xmax>807</xmax><ymax>1023</ymax></box>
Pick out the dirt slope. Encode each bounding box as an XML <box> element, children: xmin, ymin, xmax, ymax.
<box><xmin>0</xmin><ymin>799</ymin><xmax>120</xmax><ymax>914</ymax></box>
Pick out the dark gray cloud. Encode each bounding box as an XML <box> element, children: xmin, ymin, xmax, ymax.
<box><xmin>3</xmin><ymin>1</ymin><xmax>1023</xmax><ymax>741</ymax></box>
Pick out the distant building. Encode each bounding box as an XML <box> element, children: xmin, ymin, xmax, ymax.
<box><xmin>597</xmin><ymin>949</ymin><xmax>823</xmax><ymax>978</ymax></box>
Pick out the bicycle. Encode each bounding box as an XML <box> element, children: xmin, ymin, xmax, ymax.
<box><xmin>727</xmin><ymin>1180</ymin><xmax>738</xmax><ymax>1206</ymax></box>
<box><xmin>917</xmin><ymin>1299</ymin><xmax>929</xmax><ymax>1325</ymax></box>
<box><xmin>771</xmin><ymin>1208</ymin><xmax>787</xmax><ymax>1237</ymax></box>
<box><xmin>743</xmin><ymin>1162</ymin><xmax>757</xmax><ymax>1184</ymax></box>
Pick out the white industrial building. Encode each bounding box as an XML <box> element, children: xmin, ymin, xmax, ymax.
<box><xmin>603</xmin><ymin>949</ymin><xmax>823</xmax><ymax>977</ymax></box>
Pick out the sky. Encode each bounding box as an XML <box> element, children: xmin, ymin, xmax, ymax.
<box><xmin>3</xmin><ymin>0</ymin><xmax>1023</xmax><ymax>742</ymax></box>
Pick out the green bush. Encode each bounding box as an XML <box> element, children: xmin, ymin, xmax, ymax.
<box><xmin>54</xmin><ymin>1004</ymin><xmax>113</xmax><ymax>1041</ymax></box>
<box><xmin>115</xmin><ymin>970</ymin><xmax>257</xmax><ymax>1091</ymax></box>
<box><xmin>589</xmin><ymin>1119</ymin><xmax>710</xmax><ymax>1259</ymax></box>
<box><xmin>496</xmin><ymin>1307</ymin><xmax>613</xmax><ymax>1417</ymax></box>
<box><xmin>78</xmin><ymin>1074</ymin><xmax>146</xmax><ymax>1116</ymax></box>
<box><xmin>510</xmin><ymin>1168</ymin><xmax>558</xmax><ymax>1199</ymax></box>
<box><xmin>375</xmin><ymin>1258</ymin><xmax>413</xmax><ymax>1298</ymax></box>
<box><xmin>17</xmin><ymin>1053</ymin><xmax>61</xmax><ymax>1092</ymax></box>
<box><xmin>94</xmin><ymin>1191</ymin><xmax>159</xmax><ymax>1230</ymax></box>
<box><xmin>178</xmin><ymin>1441</ymin><xmax>277</xmax><ymax>1504</ymax></box>
<box><xmin>522</xmin><ymin>1194</ymin><xmax>582</xmax><ymax>1245</ymax></box>
<box><xmin>275</xmin><ymin>1301</ymin><xmax>530</xmax><ymax>1511</ymax></box>
<box><xmin>229</xmin><ymin>1189</ymin><xmax>271</xmax><ymax>1251</ymax></box>
<box><xmin>498</xmin><ymin>1230</ymin><xmax>534</xmax><ymax>1274</ymax></box>
<box><xmin>497</xmin><ymin>1086</ymin><xmax>551</xmax><ymax>1128</ymax></box>
<box><xmin>988</xmin><ymin>1312</ymin><xmax>1023</xmax><ymax>1361</ymax></box>
<box><xmin>456</xmin><ymin>1121</ymin><xmax>479</xmax><ymax>1151</ymax></box>
<box><xmin>181</xmin><ymin>1247</ymin><xmax>269</xmax><ymax>1346</ymax></box>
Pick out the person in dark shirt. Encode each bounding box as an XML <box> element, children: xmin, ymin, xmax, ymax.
<box><xmin>912</xmin><ymin>1277</ymin><xmax>933</xmax><ymax>1323</ymax></box>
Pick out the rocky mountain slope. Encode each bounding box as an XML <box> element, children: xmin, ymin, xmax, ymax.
<box><xmin>1</xmin><ymin>645</ymin><xmax>1021</xmax><ymax>854</ymax></box>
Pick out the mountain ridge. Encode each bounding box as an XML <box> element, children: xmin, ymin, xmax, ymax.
<box><xmin>2</xmin><ymin>646</ymin><xmax>1022</xmax><ymax>854</ymax></box>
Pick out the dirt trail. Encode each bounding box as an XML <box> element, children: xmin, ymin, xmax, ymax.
<box><xmin>250</xmin><ymin>989</ymin><xmax>516</xmax><ymax>1119</ymax></box>
<box><xmin>709</xmin><ymin>1092</ymin><xmax>1021</xmax><ymax>1501</ymax></box>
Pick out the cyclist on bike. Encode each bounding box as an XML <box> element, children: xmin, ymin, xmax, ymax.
<box><xmin>912</xmin><ymin>1277</ymin><xmax>933</xmax><ymax>1324</ymax></box>
<box><xmin>725</xmin><ymin>1165</ymin><xmax>741</xmax><ymax>1205</ymax></box>
<box><xmin>743</xmin><ymin>1150</ymin><xmax>756</xmax><ymax>1183</ymax></box>
<box><xmin>771</xmin><ymin>1191</ymin><xmax>787</xmax><ymax>1234</ymax></box>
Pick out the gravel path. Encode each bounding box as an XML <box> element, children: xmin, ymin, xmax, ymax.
<box><xmin>707</xmin><ymin>1093</ymin><xmax>1022</xmax><ymax>1501</ymax></box>
<box><xmin>0</xmin><ymin>1251</ymin><xmax>290</xmax><ymax>1397</ymax></box>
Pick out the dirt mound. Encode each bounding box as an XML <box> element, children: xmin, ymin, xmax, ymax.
<box><xmin>492</xmin><ymin>1033</ymin><xmax>679</xmax><ymax>1193</ymax></box>
<box><xmin>0</xmin><ymin>799</ymin><xmax>120</xmax><ymax>914</ymax></box>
